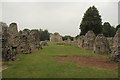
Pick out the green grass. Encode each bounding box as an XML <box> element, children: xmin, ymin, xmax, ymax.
<box><xmin>2</xmin><ymin>42</ymin><xmax>118</xmax><ymax>78</ymax></box>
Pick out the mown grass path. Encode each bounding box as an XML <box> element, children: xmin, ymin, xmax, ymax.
<box><xmin>2</xmin><ymin>42</ymin><xmax>118</xmax><ymax>78</ymax></box>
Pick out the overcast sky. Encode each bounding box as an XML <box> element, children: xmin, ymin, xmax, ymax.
<box><xmin>1</xmin><ymin>0</ymin><xmax>119</xmax><ymax>37</ymax></box>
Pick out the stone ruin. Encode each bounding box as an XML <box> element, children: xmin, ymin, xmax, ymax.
<box><xmin>1</xmin><ymin>23</ymin><xmax>18</xmax><ymax>61</ymax></box>
<box><xmin>17</xmin><ymin>29</ymin><xmax>42</xmax><ymax>54</ymax></box>
<box><xmin>107</xmin><ymin>37</ymin><xmax>113</xmax><ymax>46</ymax></box>
<box><xmin>1</xmin><ymin>23</ymin><xmax>8</xmax><ymax>61</ymax></box>
<box><xmin>77</xmin><ymin>35</ymin><xmax>85</xmax><ymax>48</ymax></box>
<box><xmin>1</xmin><ymin>22</ymin><xmax>42</xmax><ymax>61</ymax></box>
<box><xmin>110</xmin><ymin>28</ymin><xmax>120</xmax><ymax>62</ymax></box>
<box><xmin>66</xmin><ymin>37</ymin><xmax>71</xmax><ymax>43</ymax></box>
<box><xmin>50</xmin><ymin>33</ymin><xmax>62</xmax><ymax>42</ymax></box>
<box><xmin>7</xmin><ymin>23</ymin><xmax>20</xmax><ymax>46</ymax></box>
<box><xmin>93</xmin><ymin>34</ymin><xmax>111</xmax><ymax>54</ymax></box>
<box><xmin>83</xmin><ymin>30</ymin><xmax>96</xmax><ymax>50</ymax></box>
<box><xmin>73</xmin><ymin>37</ymin><xmax>78</xmax><ymax>45</ymax></box>
<box><xmin>17</xmin><ymin>30</ymin><xmax>31</xmax><ymax>54</ymax></box>
<box><xmin>28</xmin><ymin>30</ymin><xmax>42</xmax><ymax>51</ymax></box>
<box><xmin>22</xmin><ymin>29</ymin><xmax>29</xmax><ymax>36</ymax></box>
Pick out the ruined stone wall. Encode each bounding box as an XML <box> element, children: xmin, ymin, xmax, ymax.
<box><xmin>50</xmin><ymin>34</ymin><xmax>62</xmax><ymax>42</ymax></box>
<box><xmin>1</xmin><ymin>22</ymin><xmax>43</xmax><ymax>61</ymax></box>
<box><xmin>1</xmin><ymin>24</ymin><xmax>9</xmax><ymax>60</ymax></box>
<box><xmin>17</xmin><ymin>34</ymin><xmax>31</xmax><ymax>54</ymax></box>
<box><xmin>77</xmin><ymin>35</ymin><xmax>85</xmax><ymax>48</ymax></box>
<box><xmin>1</xmin><ymin>22</ymin><xmax>18</xmax><ymax>61</ymax></box>
<box><xmin>56</xmin><ymin>34</ymin><xmax>62</xmax><ymax>42</ymax></box>
<box><xmin>22</xmin><ymin>29</ymin><xmax>29</xmax><ymax>36</ymax></box>
<box><xmin>7</xmin><ymin>23</ymin><xmax>19</xmax><ymax>46</ymax></box>
<box><xmin>50</xmin><ymin>34</ymin><xmax>54</xmax><ymax>42</ymax></box>
<box><xmin>110</xmin><ymin>28</ymin><xmax>120</xmax><ymax>61</ymax></box>
<box><xmin>83</xmin><ymin>30</ymin><xmax>96</xmax><ymax>50</ymax></box>
<box><xmin>107</xmin><ymin>37</ymin><xmax>113</xmax><ymax>46</ymax></box>
<box><xmin>66</xmin><ymin>37</ymin><xmax>71</xmax><ymax>43</ymax></box>
<box><xmin>2</xmin><ymin>23</ymin><xmax>32</xmax><ymax>54</ymax></box>
<box><xmin>28</xmin><ymin>30</ymin><xmax>42</xmax><ymax>51</ymax></box>
<box><xmin>93</xmin><ymin>34</ymin><xmax>111</xmax><ymax>54</ymax></box>
<box><xmin>73</xmin><ymin>37</ymin><xmax>78</xmax><ymax>45</ymax></box>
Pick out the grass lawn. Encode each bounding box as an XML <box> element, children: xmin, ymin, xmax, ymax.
<box><xmin>2</xmin><ymin>42</ymin><xmax>118</xmax><ymax>78</ymax></box>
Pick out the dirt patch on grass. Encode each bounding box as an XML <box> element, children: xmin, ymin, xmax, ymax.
<box><xmin>52</xmin><ymin>56</ymin><xmax>118</xmax><ymax>69</ymax></box>
<box><xmin>0</xmin><ymin>66</ymin><xmax>8</xmax><ymax>72</ymax></box>
<box><xmin>2</xmin><ymin>66</ymin><xmax>8</xmax><ymax>70</ymax></box>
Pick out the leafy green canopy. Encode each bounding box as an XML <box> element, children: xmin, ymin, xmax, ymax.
<box><xmin>102</xmin><ymin>22</ymin><xmax>116</xmax><ymax>37</ymax></box>
<box><xmin>116</xmin><ymin>24</ymin><xmax>120</xmax><ymax>31</ymax></box>
<box><xmin>80</xmin><ymin>6</ymin><xmax>102</xmax><ymax>35</ymax></box>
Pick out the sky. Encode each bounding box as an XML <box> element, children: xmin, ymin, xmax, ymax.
<box><xmin>1</xmin><ymin>0</ymin><xmax>119</xmax><ymax>37</ymax></box>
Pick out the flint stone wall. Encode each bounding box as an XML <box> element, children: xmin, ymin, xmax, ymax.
<box><xmin>83</xmin><ymin>30</ymin><xmax>96</xmax><ymax>50</ymax></box>
<box><xmin>93</xmin><ymin>34</ymin><xmax>111</xmax><ymax>54</ymax></box>
<box><xmin>110</xmin><ymin>28</ymin><xmax>120</xmax><ymax>61</ymax></box>
<box><xmin>107</xmin><ymin>37</ymin><xmax>113</xmax><ymax>46</ymax></box>
<box><xmin>73</xmin><ymin>37</ymin><xmax>78</xmax><ymax>45</ymax></box>
<box><xmin>50</xmin><ymin>34</ymin><xmax>62</xmax><ymax>42</ymax></box>
<box><xmin>77</xmin><ymin>35</ymin><xmax>85</xmax><ymax>48</ymax></box>
<box><xmin>7</xmin><ymin>23</ymin><xmax>19</xmax><ymax>46</ymax></box>
<box><xmin>17</xmin><ymin>34</ymin><xmax>31</xmax><ymax>54</ymax></box>
<box><xmin>28</xmin><ymin>30</ymin><xmax>42</xmax><ymax>50</ymax></box>
<box><xmin>66</xmin><ymin>37</ymin><xmax>71</xmax><ymax>43</ymax></box>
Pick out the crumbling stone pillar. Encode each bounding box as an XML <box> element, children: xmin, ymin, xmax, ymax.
<box><xmin>50</xmin><ymin>34</ymin><xmax>62</xmax><ymax>42</ymax></box>
<box><xmin>28</xmin><ymin>30</ymin><xmax>42</xmax><ymax>52</ymax></box>
<box><xmin>93</xmin><ymin>34</ymin><xmax>111</xmax><ymax>54</ymax></box>
<box><xmin>67</xmin><ymin>37</ymin><xmax>71</xmax><ymax>43</ymax></box>
<box><xmin>110</xmin><ymin>28</ymin><xmax>120</xmax><ymax>62</ymax></box>
<box><xmin>17</xmin><ymin>34</ymin><xmax>31</xmax><ymax>54</ymax></box>
<box><xmin>7</xmin><ymin>23</ymin><xmax>19</xmax><ymax>46</ymax></box>
<box><xmin>77</xmin><ymin>35</ymin><xmax>85</xmax><ymax>48</ymax></box>
<box><xmin>84</xmin><ymin>30</ymin><xmax>96</xmax><ymax>50</ymax></box>
<box><xmin>107</xmin><ymin>37</ymin><xmax>113</xmax><ymax>46</ymax></box>
<box><xmin>1</xmin><ymin>22</ymin><xmax>17</xmax><ymax>61</ymax></box>
<box><xmin>73</xmin><ymin>37</ymin><xmax>78</xmax><ymax>45</ymax></box>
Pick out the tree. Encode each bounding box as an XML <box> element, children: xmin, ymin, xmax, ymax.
<box><xmin>110</xmin><ymin>26</ymin><xmax>116</xmax><ymax>37</ymax></box>
<box><xmin>102</xmin><ymin>22</ymin><xmax>111</xmax><ymax>37</ymax></box>
<box><xmin>54</xmin><ymin>32</ymin><xmax>59</xmax><ymax>35</ymax></box>
<box><xmin>116</xmin><ymin>24</ymin><xmax>120</xmax><ymax>31</ymax></box>
<box><xmin>102</xmin><ymin>22</ymin><xmax>116</xmax><ymax>37</ymax></box>
<box><xmin>75</xmin><ymin>35</ymin><xmax>80</xmax><ymax>39</ymax></box>
<box><xmin>19</xmin><ymin>30</ymin><xmax>22</xmax><ymax>34</ymax></box>
<box><xmin>80</xmin><ymin>6</ymin><xmax>102</xmax><ymax>35</ymax></box>
<box><xmin>62</xmin><ymin>35</ymin><xmax>73</xmax><ymax>41</ymax></box>
<box><xmin>38</xmin><ymin>29</ymin><xmax>50</xmax><ymax>41</ymax></box>
<box><xmin>43</xmin><ymin>29</ymin><xmax>50</xmax><ymax>40</ymax></box>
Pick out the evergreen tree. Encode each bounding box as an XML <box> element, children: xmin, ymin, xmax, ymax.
<box><xmin>102</xmin><ymin>22</ymin><xmax>111</xmax><ymax>37</ymax></box>
<box><xmin>80</xmin><ymin>6</ymin><xmax>102</xmax><ymax>35</ymax></box>
<box><xmin>116</xmin><ymin>24</ymin><xmax>120</xmax><ymax>31</ymax></box>
<box><xmin>110</xmin><ymin>26</ymin><xmax>116</xmax><ymax>37</ymax></box>
<box><xmin>62</xmin><ymin>36</ymin><xmax>73</xmax><ymax>41</ymax></box>
<box><xmin>38</xmin><ymin>29</ymin><xmax>50</xmax><ymax>41</ymax></box>
<box><xmin>102</xmin><ymin>22</ymin><xmax>116</xmax><ymax>37</ymax></box>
